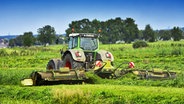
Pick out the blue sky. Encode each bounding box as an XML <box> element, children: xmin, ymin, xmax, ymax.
<box><xmin>0</xmin><ymin>0</ymin><xmax>184</xmax><ymax>35</ymax></box>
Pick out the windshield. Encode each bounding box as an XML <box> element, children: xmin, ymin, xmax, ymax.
<box><xmin>80</xmin><ymin>37</ymin><xmax>98</xmax><ymax>50</ymax></box>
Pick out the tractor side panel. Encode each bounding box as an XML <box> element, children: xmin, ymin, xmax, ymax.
<box><xmin>97</xmin><ymin>50</ymin><xmax>114</xmax><ymax>61</ymax></box>
<box><xmin>63</xmin><ymin>49</ymin><xmax>86</xmax><ymax>62</ymax></box>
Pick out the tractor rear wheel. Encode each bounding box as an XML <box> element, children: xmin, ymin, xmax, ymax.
<box><xmin>63</xmin><ymin>53</ymin><xmax>83</xmax><ymax>69</ymax></box>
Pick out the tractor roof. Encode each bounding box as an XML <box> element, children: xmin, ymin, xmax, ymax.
<box><xmin>69</xmin><ymin>33</ymin><xmax>100</xmax><ymax>38</ymax></box>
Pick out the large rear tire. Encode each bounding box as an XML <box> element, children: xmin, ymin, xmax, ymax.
<box><xmin>46</xmin><ymin>59</ymin><xmax>62</xmax><ymax>71</ymax></box>
<box><xmin>63</xmin><ymin>53</ymin><xmax>83</xmax><ymax>69</ymax></box>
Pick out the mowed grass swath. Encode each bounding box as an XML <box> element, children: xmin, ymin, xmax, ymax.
<box><xmin>0</xmin><ymin>41</ymin><xmax>184</xmax><ymax>103</ymax></box>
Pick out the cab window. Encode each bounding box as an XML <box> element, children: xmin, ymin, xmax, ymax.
<box><xmin>73</xmin><ymin>37</ymin><xmax>78</xmax><ymax>48</ymax></box>
<box><xmin>68</xmin><ymin>37</ymin><xmax>73</xmax><ymax>49</ymax></box>
<box><xmin>68</xmin><ymin>37</ymin><xmax>78</xmax><ymax>49</ymax></box>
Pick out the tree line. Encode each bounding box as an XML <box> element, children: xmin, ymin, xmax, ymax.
<box><xmin>9</xmin><ymin>25</ymin><xmax>63</xmax><ymax>47</ymax></box>
<box><xmin>66</xmin><ymin>17</ymin><xmax>184</xmax><ymax>43</ymax></box>
<box><xmin>9</xmin><ymin>17</ymin><xmax>184</xmax><ymax>47</ymax></box>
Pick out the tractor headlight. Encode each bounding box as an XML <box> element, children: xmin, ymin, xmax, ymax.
<box><xmin>75</xmin><ymin>51</ymin><xmax>82</xmax><ymax>57</ymax></box>
<box><xmin>106</xmin><ymin>52</ymin><xmax>111</xmax><ymax>58</ymax></box>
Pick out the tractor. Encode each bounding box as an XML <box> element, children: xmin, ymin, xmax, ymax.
<box><xmin>21</xmin><ymin>33</ymin><xmax>176</xmax><ymax>86</ymax></box>
<box><xmin>47</xmin><ymin>33</ymin><xmax>114</xmax><ymax>73</ymax></box>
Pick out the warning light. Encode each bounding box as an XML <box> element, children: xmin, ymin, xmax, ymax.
<box><xmin>98</xmin><ymin>29</ymin><xmax>101</xmax><ymax>33</ymax></box>
<box><xmin>72</xmin><ymin>28</ymin><xmax>75</xmax><ymax>33</ymax></box>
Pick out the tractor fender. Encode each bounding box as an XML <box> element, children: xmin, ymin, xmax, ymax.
<box><xmin>97</xmin><ymin>50</ymin><xmax>114</xmax><ymax>62</ymax></box>
<box><xmin>62</xmin><ymin>49</ymin><xmax>86</xmax><ymax>62</ymax></box>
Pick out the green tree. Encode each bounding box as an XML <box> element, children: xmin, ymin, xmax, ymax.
<box><xmin>15</xmin><ymin>35</ymin><xmax>23</xmax><ymax>46</ymax></box>
<box><xmin>37</xmin><ymin>25</ymin><xmax>56</xmax><ymax>46</ymax></box>
<box><xmin>8</xmin><ymin>35</ymin><xmax>23</xmax><ymax>47</ymax></box>
<box><xmin>91</xmin><ymin>19</ymin><xmax>101</xmax><ymax>33</ymax></box>
<box><xmin>65</xmin><ymin>17</ymin><xmax>140</xmax><ymax>44</ymax></box>
<box><xmin>100</xmin><ymin>18</ymin><xmax>124</xmax><ymax>43</ymax></box>
<box><xmin>123</xmin><ymin>18</ymin><xmax>139</xmax><ymax>43</ymax></box>
<box><xmin>171</xmin><ymin>27</ymin><xmax>182</xmax><ymax>41</ymax></box>
<box><xmin>65</xmin><ymin>18</ymin><xmax>92</xmax><ymax>36</ymax></box>
<box><xmin>138</xmin><ymin>30</ymin><xmax>144</xmax><ymax>39</ymax></box>
<box><xmin>143</xmin><ymin>24</ymin><xmax>156</xmax><ymax>42</ymax></box>
<box><xmin>22</xmin><ymin>32</ymin><xmax>35</xmax><ymax>47</ymax></box>
<box><xmin>158</xmin><ymin>30</ymin><xmax>171</xmax><ymax>40</ymax></box>
<box><xmin>8</xmin><ymin>39</ymin><xmax>15</xmax><ymax>47</ymax></box>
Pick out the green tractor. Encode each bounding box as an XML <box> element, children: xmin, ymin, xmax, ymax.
<box><xmin>47</xmin><ymin>33</ymin><xmax>114</xmax><ymax>76</ymax></box>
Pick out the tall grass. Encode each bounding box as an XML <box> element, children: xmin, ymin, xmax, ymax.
<box><xmin>0</xmin><ymin>85</ymin><xmax>52</xmax><ymax>104</ymax></box>
<box><xmin>1</xmin><ymin>85</ymin><xmax>184</xmax><ymax>104</ymax></box>
<box><xmin>0</xmin><ymin>68</ymin><xmax>38</xmax><ymax>85</ymax></box>
<box><xmin>52</xmin><ymin>88</ymin><xmax>91</xmax><ymax>104</ymax></box>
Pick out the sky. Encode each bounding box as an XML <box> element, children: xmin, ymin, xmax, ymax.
<box><xmin>0</xmin><ymin>0</ymin><xmax>184</xmax><ymax>35</ymax></box>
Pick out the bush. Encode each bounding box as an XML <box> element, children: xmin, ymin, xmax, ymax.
<box><xmin>132</xmin><ymin>40</ymin><xmax>148</xmax><ymax>49</ymax></box>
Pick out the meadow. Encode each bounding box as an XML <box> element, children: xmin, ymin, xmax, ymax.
<box><xmin>1</xmin><ymin>40</ymin><xmax>184</xmax><ymax>103</ymax></box>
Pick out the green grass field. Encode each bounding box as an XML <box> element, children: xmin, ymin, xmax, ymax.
<box><xmin>1</xmin><ymin>41</ymin><xmax>184</xmax><ymax>103</ymax></box>
<box><xmin>1</xmin><ymin>85</ymin><xmax>184</xmax><ymax>104</ymax></box>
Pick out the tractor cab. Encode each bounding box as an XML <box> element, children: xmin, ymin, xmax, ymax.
<box><xmin>68</xmin><ymin>33</ymin><xmax>100</xmax><ymax>51</ymax></box>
